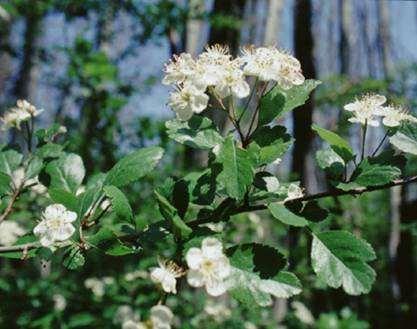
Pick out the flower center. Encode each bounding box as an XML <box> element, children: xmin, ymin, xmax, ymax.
<box><xmin>47</xmin><ymin>218</ymin><xmax>62</xmax><ymax>229</ymax></box>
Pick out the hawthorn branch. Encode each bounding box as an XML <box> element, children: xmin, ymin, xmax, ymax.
<box><xmin>0</xmin><ymin>242</ymin><xmax>38</xmax><ymax>253</ymax></box>
<box><xmin>0</xmin><ymin>189</ymin><xmax>21</xmax><ymax>224</ymax></box>
<box><xmin>189</xmin><ymin>175</ymin><xmax>417</xmax><ymax>227</ymax></box>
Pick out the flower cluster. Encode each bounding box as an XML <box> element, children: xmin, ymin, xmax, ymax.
<box><xmin>344</xmin><ymin>94</ymin><xmax>417</xmax><ymax>127</ymax></box>
<box><xmin>33</xmin><ymin>204</ymin><xmax>77</xmax><ymax>247</ymax></box>
<box><xmin>185</xmin><ymin>237</ymin><xmax>231</xmax><ymax>297</ymax></box>
<box><xmin>1</xmin><ymin>100</ymin><xmax>42</xmax><ymax>130</ymax></box>
<box><xmin>163</xmin><ymin>45</ymin><xmax>305</xmax><ymax>121</ymax></box>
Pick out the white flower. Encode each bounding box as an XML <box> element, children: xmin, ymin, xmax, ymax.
<box><xmin>195</xmin><ymin>45</ymin><xmax>232</xmax><ymax>88</ymax></box>
<box><xmin>84</xmin><ymin>278</ymin><xmax>106</xmax><ymax>297</ymax></box>
<box><xmin>10</xmin><ymin>167</ymin><xmax>39</xmax><ymax>191</ymax></box>
<box><xmin>122</xmin><ymin>320</ymin><xmax>147</xmax><ymax>329</ymax></box>
<box><xmin>115</xmin><ymin>305</ymin><xmax>140</xmax><ymax>325</ymax></box>
<box><xmin>124</xmin><ymin>270</ymin><xmax>148</xmax><ymax>281</ymax></box>
<box><xmin>1</xmin><ymin>100</ymin><xmax>43</xmax><ymax>130</ymax></box>
<box><xmin>33</xmin><ymin>204</ymin><xmax>77</xmax><ymax>247</ymax></box>
<box><xmin>344</xmin><ymin>94</ymin><xmax>387</xmax><ymax>127</ymax></box>
<box><xmin>186</xmin><ymin>237</ymin><xmax>231</xmax><ymax>296</ymax></box>
<box><xmin>53</xmin><ymin>294</ymin><xmax>67</xmax><ymax>312</ymax></box>
<box><xmin>241</xmin><ymin>46</ymin><xmax>305</xmax><ymax>88</ymax></box>
<box><xmin>149</xmin><ymin>305</ymin><xmax>174</xmax><ymax>329</ymax></box>
<box><xmin>291</xmin><ymin>301</ymin><xmax>315</xmax><ymax>325</ymax></box>
<box><xmin>204</xmin><ymin>298</ymin><xmax>231</xmax><ymax>322</ymax></box>
<box><xmin>376</xmin><ymin>106</ymin><xmax>417</xmax><ymax>127</ymax></box>
<box><xmin>168</xmin><ymin>85</ymin><xmax>209</xmax><ymax>121</ymax></box>
<box><xmin>213</xmin><ymin>63</ymin><xmax>250</xmax><ymax>99</ymax></box>
<box><xmin>122</xmin><ymin>305</ymin><xmax>173</xmax><ymax>329</ymax></box>
<box><xmin>0</xmin><ymin>221</ymin><xmax>26</xmax><ymax>246</ymax></box>
<box><xmin>150</xmin><ymin>258</ymin><xmax>184</xmax><ymax>294</ymax></box>
<box><xmin>285</xmin><ymin>183</ymin><xmax>304</xmax><ymax>201</ymax></box>
<box><xmin>162</xmin><ymin>53</ymin><xmax>196</xmax><ymax>86</ymax></box>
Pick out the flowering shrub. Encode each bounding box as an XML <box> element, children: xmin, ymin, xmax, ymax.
<box><xmin>1</xmin><ymin>45</ymin><xmax>417</xmax><ymax>327</ymax></box>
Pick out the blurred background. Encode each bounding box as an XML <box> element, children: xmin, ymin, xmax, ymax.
<box><xmin>1</xmin><ymin>0</ymin><xmax>417</xmax><ymax>328</ymax></box>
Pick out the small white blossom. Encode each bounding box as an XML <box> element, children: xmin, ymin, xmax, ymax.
<box><xmin>285</xmin><ymin>183</ymin><xmax>304</xmax><ymax>201</ymax></box>
<box><xmin>124</xmin><ymin>270</ymin><xmax>148</xmax><ymax>281</ymax></box>
<box><xmin>162</xmin><ymin>53</ymin><xmax>196</xmax><ymax>86</ymax></box>
<box><xmin>115</xmin><ymin>305</ymin><xmax>140</xmax><ymax>325</ymax></box>
<box><xmin>168</xmin><ymin>85</ymin><xmax>209</xmax><ymax>121</ymax></box>
<box><xmin>204</xmin><ymin>298</ymin><xmax>231</xmax><ymax>322</ymax></box>
<box><xmin>213</xmin><ymin>62</ymin><xmax>250</xmax><ymax>99</ymax></box>
<box><xmin>344</xmin><ymin>94</ymin><xmax>387</xmax><ymax>127</ymax></box>
<box><xmin>122</xmin><ymin>305</ymin><xmax>173</xmax><ymax>329</ymax></box>
<box><xmin>186</xmin><ymin>237</ymin><xmax>231</xmax><ymax>296</ymax></box>
<box><xmin>376</xmin><ymin>106</ymin><xmax>417</xmax><ymax>127</ymax></box>
<box><xmin>241</xmin><ymin>46</ymin><xmax>305</xmax><ymax>88</ymax></box>
<box><xmin>33</xmin><ymin>204</ymin><xmax>77</xmax><ymax>247</ymax></box>
<box><xmin>0</xmin><ymin>221</ymin><xmax>26</xmax><ymax>246</ymax></box>
<box><xmin>150</xmin><ymin>258</ymin><xmax>184</xmax><ymax>294</ymax></box>
<box><xmin>53</xmin><ymin>294</ymin><xmax>67</xmax><ymax>312</ymax></box>
<box><xmin>84</xmin><ymin>278</ymin><xmax>106</xmax><ymax>297</ymax></box>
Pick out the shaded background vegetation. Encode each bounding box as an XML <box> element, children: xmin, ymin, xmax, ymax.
<box><xmin>1</xmin><ymin>0</ymin><xmax>417</xmax><ymax>328</ymax></box>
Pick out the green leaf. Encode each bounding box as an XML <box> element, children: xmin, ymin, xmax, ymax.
<box><xmin>105</xmin><ymin>241</ymin><xmax>137</xmax><ymax>256</ymax></box>
<box><xmin>389</xmin><ymin>123</ymin><xmax>417</xmax><ymax>155</ymax></box>
<box><xmin>316</xmin><ymin>148</ymin><xmax>345</xmax><ymax>180</ymax></box>
<box><xmin>0</xmin><ymin>150</ymin><xmax>23</xmax><ymax>176</ymax></box>
<box><xmin>105</xmin><ymin>147</ymin><xmax>163</xmax><ymax>187</ymax></box>
<box><xmin>0</xmin><ymin>172</ymin><xmax>11</xmax><ymax>196</ymax></box>
<box><xmin>311</xmin><ymin>231</ymin><xmax>376</xmax><ymax>295</ymax></box>
<box><xmin>25</xmin><ymin>156</ymin><xmax>43</xmax><ymax>180</ymax></box>
<box><xmin>35</xmin><ymin>143</ymin><xmax>64</xmax><ymax>159</ymax></box>
<box><xmin>352</xmin><ymin>159</ymin><xmax>401</xmax><ymax>187</ymax></box>
<box><xmin>312</xmin><ymin>125</ymin><xmax>354</xmax><ymax>161</ymax></box>
<box><xmin>216</xmin><ymin>136</ymin><xmax>254</xmax><ymax>200</ymax></box>
<box><xmin>46</xmin><ymin>153</ymin><xmax>85</xmax><ymax>193</ymax></box>
<box><xmin>155</xmin><ymin>191</ymin><xmax>192</xmax><ymax>238</ymax></box>
<box><xmin>103</xmin><ymin>185</ymin><xmax>133</xmax><ymax>221</ymax></box>
<box><xmin>259</xmin><ymin>79</ymin><xmax>321</xmax><ymax>125</ymax></box>
<box><xmin>226</xmin><ymin>243</ymin><xmax>301</xmax><ymax>306</ymax></box>
<box><xmin>63</xmin><ymin>246</ymin><xmax>85</xmax><ymax>270</ymax></box>
<box><xmin>48</xmin><ymin>188</ymin><xmax>78</xmax><ymax>212</ymax></box>
<box><xmin>268</xmin><ymin>203</ymin><xmax>309</xmax><ymax>227</ymax></box>
<box><xmin>251</xmin><ymin>126</ymin><xmax>293</xmax><ymax>165</ymax></box>
<box><xmin>166</xmin><ymin>115</ymin><xmax>223</xmax><ymax>149</ymax></box>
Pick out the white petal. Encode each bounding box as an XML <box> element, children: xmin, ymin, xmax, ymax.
<box><xmin>65</xmin><ymin>210</ymin><xmax>77</xmax><ymax>223</ymax></box>
<box><xmin>40</xmin><ymin>234</ymin><xmax>55</xmax><ymax>247</ymax></box>
<box><xmin>373</xmin><ymin>94</ymin><xmax>386</xmax><ymax>105</ymax></box>
<box><xmin>201</xmin><ymin>237</ymin><xmax>223</xmax><ymax>260</ymax></box>
<box><xmin>213</xmin><ymin>256</ymin><xmax>231</xmax><ymax>279</ymax></box>
<box><xmin>161</xmin><ymin>275</ymin><xmax>177</xmax><ymax>294</ymax></box>
<box><xmin>187</xmin><ymin>269</ymin><xmax>205</xmax><ymax>287</ymax></box>
<box><xmin>191</xmin><ymin>93</ymin><xmax>209</xmax><ymax>114</ymax></box>
<box><xmin>33</xmin><ymin>222</ymin><xmax>47</xmax><ymax>236</ymax></box>
<box><xmin>344</xmin><ymin>103</ymin><xmax>359</xmax><ymax>112</ymax></box>
<box><xmin>232</xmin><ymin>80</ymin><xmax>250</xmax><ymax>98</ymax></box>
<box><xmin>54</xmin><ymin>224</ymin><xmax>75</xmax><ymax>241</ymax></box>
<box><xmin>205</xmin><ymin>278</ymin><xmax>227</xmax><ymax>297</ymax></box>
<box><xmin>186</xmin><ymin>247</ymin><xmax>203</xmax><ymax>269</ymax></box>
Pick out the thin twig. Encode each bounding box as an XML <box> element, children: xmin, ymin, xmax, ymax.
<box><xmin>360</xmin><ymin>121</ymin><xmax>368</xmax><ymax>161</ymax></box>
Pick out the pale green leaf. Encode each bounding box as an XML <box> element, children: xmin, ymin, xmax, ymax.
<box><xmin>311</xmin><ymin>231</ymin><xmax>376</xmax><ymax>295</ymax></box>
<box><xmin>103</xmin><ymin>185</ymin><xmax>133</xmax><ymax>221</ymax></box>
<box><xmin>105</xmin><ymin>147</ymin><xmax>163</xmax><ymax>187</ymax></box>
<box><xmin>46</xmin><ymin>153</ymin><xmax>85</xmax><ymax>193</ymax></box>
<box><xmin>268</xmin><ymin>203</ymin><xmax>309</xmax><ymax>227</ymax></box>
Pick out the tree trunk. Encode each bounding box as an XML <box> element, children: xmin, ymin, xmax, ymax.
<box><xmin>208</xmin><ymin>0</ymin><xmax>246</xmax><ymax>55</ymax></box>
<box><xmin>263</xmin><ymin>0</ymin><xmax>284</xmax><ymax>46</ymax></box>
<box><xmin>292</xmin><ymin>0</ymin><xmax>316</xmax><ymax>190</ymax></box>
